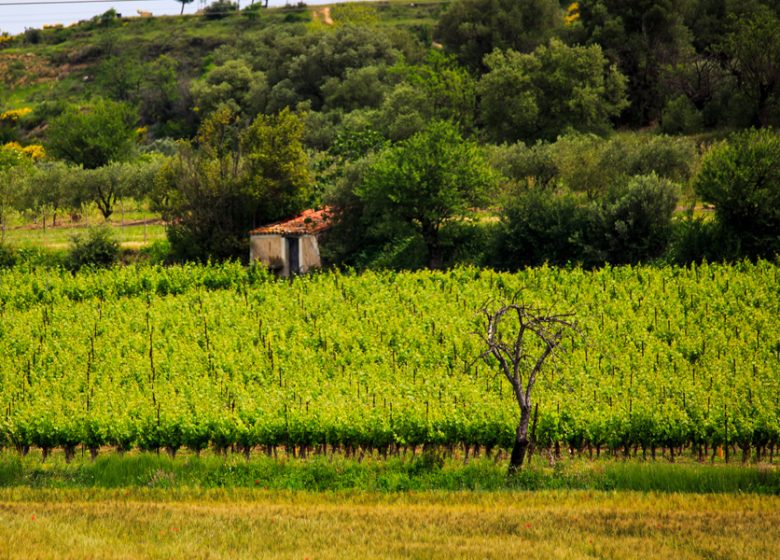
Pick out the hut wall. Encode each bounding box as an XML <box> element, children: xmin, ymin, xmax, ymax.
<box><xmin>299</xmin><ymin>235</ymin><xmax>321</xmax><ymax>273</ymax></box>
<box><xmin>250</xmin><ymin>235</ymin><xmax>286</xmax><ymax>273</ymax></box>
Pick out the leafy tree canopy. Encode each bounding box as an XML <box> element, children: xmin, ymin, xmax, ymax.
<box><xmin>694</xmin><ymin>128</ymin><xmax>780</xmax><ymax>259</ymax></box>
<box><xmin>47</xmin><ymin>99</ymin><xmax>137</xmax><ymax>169</ymax></box>
<box><xmin>358</xmin><ymin>120</ymin><xmax>495</xmax><ymax>268</ymax></box>
<box><xmin>435</xmin><ymin>0</ymin><xmax>562</xmax><ymax>71</ymax></box>
<box><xmin>720</xmin><ymin>5</ymin><xmax>780</xmax><ymax>127</ymax></box>
<box><xmin>157</xmin><ymin>107</ymin><xmax>313</xmax><ymax>261</ymax></box>
<box><xmin>478</xmin><ymin>40</ymin><xmax>628</xmax><ymax>143</ymax></box>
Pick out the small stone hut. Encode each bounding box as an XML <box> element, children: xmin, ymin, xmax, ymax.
<box><xmin>249</xmin><ymin>208</ymin><xmax>331</xmax><ymax>276</ymax></box>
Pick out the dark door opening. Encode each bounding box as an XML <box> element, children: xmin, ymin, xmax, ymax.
<box><xmin>287</xmin><ymin>236</ymin><xmax>300</xmax><ymax>275</ymax></box>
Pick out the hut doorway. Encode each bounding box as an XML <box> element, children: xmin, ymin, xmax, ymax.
<box><xmin>286</xmin><ymin>237</ymin><xmax>300</xmax><ymax>275</ymax></box>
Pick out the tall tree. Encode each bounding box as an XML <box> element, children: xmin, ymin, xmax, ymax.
<box><xmin>358</xmin><ymin>121</ymin><xmax>494</xmax><ymax>269</ymax></box>
<box><xmin>175</xmin><ymin>0</ymin><xmax>195</xmax><ymax>15</ymax></box>
<box><xmin>435</xmin><ymin>0</ymin><xmax>562</xmax><ymax>71</ymax></box>
<box><xmin>721</xmin><ymin>6</ymin><xmax>780</xmax><ymax>127</ymax></box>
<box><xmin>47</xmin><ymin>99</ymin><xmax>137</xmax><ymax>169</ymax></box>
<box><xmin>577</xmin><ymin>0</ymin><xmax>693</xmax><ymax>125</ymax></box>
<box><xmin>242</xmin><ymin>108</ymin><xmax>313</xmax><ymax>228</ymax></box>
<box><xmin>478</xmin><ymin>40</ymin><xmax>628</xmax><ymax>143</ymax></box>
<box><xmin>157</xmin><ymin>107</ymin><xmax>313</xmax><ymax>261</ymax></box>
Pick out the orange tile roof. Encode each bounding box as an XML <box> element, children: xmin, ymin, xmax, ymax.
<box><xmin>249</xmin><ymin>207</ymin><xmax>332</xmax><ymax>236</ymax></box>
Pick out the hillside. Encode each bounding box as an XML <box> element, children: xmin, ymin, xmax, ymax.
<box><xmin>0</xmin><ymin>1</ymin><xmax>446</xmax><ymax>134</ymax></box>
<box><xmin>1</xmin><ymin>0</ymin><xmax>779</xmax><ymax>269</ymax></box>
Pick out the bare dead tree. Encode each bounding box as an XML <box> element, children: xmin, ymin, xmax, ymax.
<box><xmin>478</xmin><ymin>301</ymin><xmax>576</xmax><ymax>473</ymax></box>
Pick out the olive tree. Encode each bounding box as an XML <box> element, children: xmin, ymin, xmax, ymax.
<box><xmin>20</xmin><ymin>161</ymin><xmax>73</xmax><ymax>230</ymax></box>
<box><xmin>0</xmin><ymin>144</ymin><xmax>34</xmax><ymax>242</ymax></box>
<box><xmin>478</xmin><ymin>40</ymin><xmax>628</xmax><ymax>143</ymax></box>
<box><xmin>694</xmin><ymin>128</ymin><xmax>780</xmax><ymax>259</ymax></box>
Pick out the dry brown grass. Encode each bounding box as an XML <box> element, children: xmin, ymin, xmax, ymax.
<box><xmin>0</xmin><ymin>489</ymin><xmax>778</xmax><ymax>559</ymax></box>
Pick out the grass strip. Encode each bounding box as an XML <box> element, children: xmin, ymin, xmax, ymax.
<box><xmin>1</xmin><ymin>451</ymin><xmax>778</xmax><ymax>494</ymax></box>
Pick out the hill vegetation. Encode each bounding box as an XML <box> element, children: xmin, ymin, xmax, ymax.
<box><xmin>1</xmin><ymin>3</ymin><xmax>778</xmax><ymax>385</ymax></box>
<box><xmin>0</xmin><ymin>0</ymin><xmax>778</xmax><ymax>268</ymax></box>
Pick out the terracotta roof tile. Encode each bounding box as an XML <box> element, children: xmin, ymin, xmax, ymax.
<box><xmin>249</xmin><ymin>207</ymin><xmax>332</xmax><ymax>236</ymax></box>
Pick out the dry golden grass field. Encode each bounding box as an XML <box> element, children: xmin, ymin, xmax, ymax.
<box><xmin>0</xmin><ymin>489</ymin><xmax>778</xmax><ymax>559</ymax></box>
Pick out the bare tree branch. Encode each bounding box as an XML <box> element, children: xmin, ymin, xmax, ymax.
<box><xmin>476</xmin><ymin>301</ymin><xmax>577</xmax><ymax>472</ymax></box>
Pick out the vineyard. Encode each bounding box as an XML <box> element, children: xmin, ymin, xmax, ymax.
<box><xmin>0</xmin><ymin>262</ymin><xmax>778</xmax><ymax>463</ymax></box>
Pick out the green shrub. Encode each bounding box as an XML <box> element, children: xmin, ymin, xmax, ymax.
<box><xmin>499</xmin><ymin>133</ymin><xmax>698</xmax><ymax>201</ymax></box>
<box><xmin>496</xmin><ymin>174</ymin><xmax>678</xmax><ymax>269</ymax></box>
<box><xmin>600</xmin><ymin>174</ymin><xmax>679</xmax><ymax>264</ymax></box>
<box><xmin>69</xmin><ymin>227</ymin><xmax>120</xmax><ymax>270</ymax></box>
<box><xmin>0</xmin><ymin>243</ymin><xmax>16</xmax><ymax>268</ymax></box>
<box><xmin>203</xmin><ymin>1</ymin><xmax>238</xmax><ymax>20</ymax></box>
<box><xmin>661</xmin><ymin>96</ymin><xmax>704</xmax><ymax>135</ymax></box>
<box><xmin>667</xmin><ymin>217</ymin><xmax>731</xmax><ymax>264</ymax></box>
<box><xmin>495</xmin><ymin>187</ymin><xmax>597</xmax><ymax>268</ymax></box>
<box><xmin>694</xmin><ymin>128</ymin><xmax>780</xmax><ymax>259</ymax></box>
<box><xmin>242</xmin><ymin>3</ymin><xmax>264</xmax><ymax>20</ymax></box>
<box><xmin>139</xmin><ymin>239</ymin><xmax>171</xmax><ymax>265</ymax></box>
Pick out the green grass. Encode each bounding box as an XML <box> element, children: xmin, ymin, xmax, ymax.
<box><xmin>2</xmin><ymin>222</ymin><xmax>166</xmax><ymax>250</ymax></box>
<box><xmin>2</xmin><ymin>202</ymin><xmax>166</xmax><ymax>250</ymax></box>
<box><xmin>1</xmin><ymin>450</ymin><xmax>778</xmax><ymax>495</ymax></box>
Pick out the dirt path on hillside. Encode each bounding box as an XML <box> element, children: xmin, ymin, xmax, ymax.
<box><xmin>313</xmin><ymin>6</ymin><xmax>334</xmax><ymax>26</ymax></box>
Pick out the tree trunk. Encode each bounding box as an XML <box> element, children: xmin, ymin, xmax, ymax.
<box><xmin>421</xmin><ymin>223</ymin><xmax>443</xmax><ymax>270</ymax></box>
<box><xmin>756</xmin><ymin>86</ymin><xmax>770</xmax><ymax>128</ymax></box>
<box><xmin>508</xmin><ymin>405</ymin><xmax>532</xmax><ymax>473</ymax></box>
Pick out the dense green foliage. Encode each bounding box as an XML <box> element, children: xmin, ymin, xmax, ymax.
<box><xmin>67</xmin><ymin>227</ymin><xmax>120</xmax><ymax>270</ymax></box>
<box><xmin>434</xmin><ymin>0</ymin><xmax>561</xmax><ymax>71</ymax></box>
<box><xmin>478</xmin><ymin>39</ymin><xmax>628</xmax><ymax>142</ymax></box>
<box><xmin>498</xmin><ymin>173</ymin><xmax>678</xmax><ymax>268</ymax></box>
<box><xmin>0</xmin><ymin>263</ymin><xmax>777</xmax><ymax>460</ymax></box>
<box><xmin>155</xmin><ymin>107</ymin><xmax>312</xmax><ymax>261</ymax></box>
<box><xmin>1</xmin><ymin>2</ymin><xmax>780</xmax><ymax>264</ymax></box>
<box><xmin>46</xmin><ymin>99</ymin><xmax>138</xmax><ymax>170</ymax></box>
<box><xmin>354</xmin><ymin>121</ymin><xmax>494</xmax><ymax>268</ymax></box>
<box><xmin>694</xmin><ymin>128</ymin><xmax>780</xmax><ymax>260</ymax></box>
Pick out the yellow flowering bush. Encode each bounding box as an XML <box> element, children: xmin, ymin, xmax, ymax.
<box><xmin>0</xmin><ymin>107</ymin><xmax>33</xmax><ymax>122</ymax></box>
<box><xmin>2</xmin><ymin>141</ymin><xmax>23</xmax><ymax>152</ymax></box>
<box><xmin>1</xmin><ymin>141</ymin><xmax>46</xmax><ymax>161</ymax></box>
<box><xmin>22</xmin><ymin>144</ymin><xmax>46</xmax><ymax>160</ymax></box>
<box><xmin>564</xmin><ymin>2</ymin><xmax>580</xmax><ymax>26</ymax></box>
